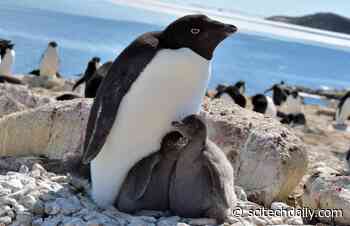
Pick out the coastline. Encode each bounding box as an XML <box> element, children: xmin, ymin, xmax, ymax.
<box><xmin>109</xmin><ymin>0</ymin><xmax>350</xmax><ymax>51</ymax></box>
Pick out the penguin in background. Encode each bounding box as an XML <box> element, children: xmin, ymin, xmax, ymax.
<box><xmin>73</xmin><ymin>58</ymin><xmax>112</xmax><ymax>98</ymax></box>
<box><xmin>214</xmin><ymin>80</ymin><xmax>247</xmax><ymax>108</ymax></box>
<box><xmin>234</xmin><ymin>80</ymin><xmax>245</xmax><ymax>94</ymax></box>
<box><xmin>73</xmin><ymin>57</ymin><xmax>101</xmax><ymax>94</ymax></box>
<box><xmin>0</xmin><ymin>43</ymin><xmax>15</xmax><ymax>76</ymax></box>
<box><xmin>346</xmin><ymin>148</ymin><xmax>350</xmax><ymax>171</ymax></box>
<box><xmin>335</xmin><ymin>91</ymin><xmax>350</xmax><ymax>125</ymax></box>
<box><xmin>264</xmin><ymin>83</ymin><xmax>290</xmax><ymax>106</ymax></box>
<box><xmin>251</xmin><ymin>94</ymin><xmax>277</xmax><ymax>118</ymax></box>
<box><xmin>30</xmin><ymin>41</ymin><xmax>61</xmax><ymax>78</ymax></box>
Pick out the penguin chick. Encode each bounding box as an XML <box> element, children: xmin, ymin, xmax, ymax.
<box><xmin>116</xmin><ymin>131</ymin><xmax>187</xmax><ymax>213</ymax></box>
<box><xmin>169</xmin><ymin>114</ymin><xmax>236</xmax><ymax>223</ymax></box>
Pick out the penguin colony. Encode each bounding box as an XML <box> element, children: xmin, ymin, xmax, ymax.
<box><xmin>1</xmin><ymin>13</ymin><xmax>350</xmax><ymax>222</ymax></box>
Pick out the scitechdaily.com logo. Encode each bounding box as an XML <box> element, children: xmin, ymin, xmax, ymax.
<box><xmin>232</xmin><ymin>207</ymin><xmax>343</xmax><ymax>219</ymax></box>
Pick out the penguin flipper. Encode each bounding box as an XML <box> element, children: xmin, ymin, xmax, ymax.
<box><xmin>73</xmin><ymin>75</ymin><xmax>88</xmax><ymax>91</ymax></box>
<box><xmin>82</xmin><ymin>32</ymin><xmax>160</xmax><ymax>164</ymax></box>
<box><xmin>120</xmin><ymin>153</ymin><xmax>160</xmax><ymax>201</ymax></box>
<box><xmin>203</xmin><ymin>142</ymin><xmax>235</xmax><ymax>207</ymax></box>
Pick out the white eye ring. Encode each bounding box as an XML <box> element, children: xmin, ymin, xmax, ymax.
<box><xmin>191</xmin><ymin>28</ymin><xmax>200</xmax><ymax>35</ymax></box>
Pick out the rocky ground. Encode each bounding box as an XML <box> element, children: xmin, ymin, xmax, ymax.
<box><xmin>0</xmin><ymin>75</ymin><xmax>349</xmax><ymax>226</ymax></box>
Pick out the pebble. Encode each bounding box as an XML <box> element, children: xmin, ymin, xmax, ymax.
<box><xmin>0</xmin><ymin>163</ymin><xmax>306</xmax><ymax>226</ymax></box>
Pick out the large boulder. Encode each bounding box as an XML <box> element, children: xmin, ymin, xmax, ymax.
<box><xmin>0</xmin><ymin>99</ymin><xmax>92</xmax><ymax>159</ymax></box>
<box><xmin>202</xmin><ymin>99</ymin><xmax>308</xmax><ymax>206</ymax></box>
<box><xmin>302</xmin><ymin>167</ymin><xmax>350</xmax><ymax>225</ymax></box>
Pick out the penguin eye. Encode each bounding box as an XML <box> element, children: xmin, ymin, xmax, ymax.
<box><xmin>190</xmin><ymin>28</ymin><xmax>200</xmax><ymax>35</ymax></box>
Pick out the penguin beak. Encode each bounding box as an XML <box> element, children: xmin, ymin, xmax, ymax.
<box><xmin>223</xmin><ymin>24</ymin><xmax>237</xmax><ymax>35</ymax></box>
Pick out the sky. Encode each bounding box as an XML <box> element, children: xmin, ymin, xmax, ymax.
<box><xmin>163</xmin><ymin>0</ymin><xmax>350</xmax><ymax>18</ymax></box>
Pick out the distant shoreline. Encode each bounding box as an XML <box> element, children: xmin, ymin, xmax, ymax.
<box><xmin>109</xmin><ymin>0</ymin><xmax>350</xmax><ymax>51</ymax></box>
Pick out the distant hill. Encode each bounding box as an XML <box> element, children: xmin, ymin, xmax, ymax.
<box><xmin>266</xmin><ymin>13</ymin><xmax>350</xmax><ymax>35</ymax></box>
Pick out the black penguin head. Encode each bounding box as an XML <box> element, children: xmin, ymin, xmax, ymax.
<box><xmin>234</xmin><ymin>80</ymin><xmax>245</xmax><ymax>94</ymax></box>
<box><xmin>91</xmin><ymin>57</ymin><xmax>101</xmax><ymax>68</ymax></box>
<box><xmin>224</xmin><ymin>85</ymin><xmax>247</xmax><ymax>108</ymax></box>
<box><xmin>216</xmin><ymin>84</ymin><xmax>228</xmax><ymax>93</ymax></box>
<box><xmin>172</xmin><ymin>114</ymin><xmax>207</xmax><ymax>140</ymax></box>
<box><xmin>49</xmin><ymin>41</ymin><xmax>58</xmax><ymax>48</ymax></box>
<box><xmin>7</xmin><ymin>44</ymin><xmax>14</xmax><ymax>50</ymax></box>
<box><xmin>264</xmin><ymin>84</ymin><xmax>288</xmax><ymax>106</ymax></box>
<box><xmin>252</xmin><ymin>94</ymin><xmax>268</xmax><ymax>114</ymax></box>
<box><xmin>92</xmin><ymin>57</ymin><xmax>101</xmax><ymax>63</ymax></box>
<box><xmin>161</xmin><ymin>14</ymin><xmax>237</xmax><ymax>60</ymax></box>
<box><xmin>85</xmin><ymin>57</ymin><xmax>100</xmax><ymax>77</ymax></box>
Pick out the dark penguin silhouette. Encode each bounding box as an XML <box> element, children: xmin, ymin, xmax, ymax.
<box><xmin>234</xmin><ymin>80</ymin><xmax>245</xmax><ymax>94</ymax></box>
<box><xmin>280</xmin><ymin>113</ymin><xmax>306</xmax><ymax>125</ymax></box>
<box><xmin>73</xmin><ymin>57</ymin><xmax>100</xmax><ymax>91</ymax></box>
<box><xmin>0</xmin><ymin>40</ymin><xmax>20</xmax><ymax>84</ymax></box>
<box><xmin>336</xmin><ymin>91</ymin><xmax>350</xmax><ymax>125</ymax></box>
<box><xmin>265</xmin><ymin>83</ymin><xmax>291</xmax><ymax>106</ymax></box>
<box><xmin>251</xmin><ymin>94</ymin><xmax>277</xmax><ymax>117</ymax></box>
<box><xmin>215</xmin><ymin>83</ymin><xmax>228</xmax><ymax>93</ymax></box>
<box><xmin>0</xmin><ymin>75</ymin><xmax>23</xmax><ymax>85</ymax></box>
<box><xmin>55</xmin><ymin>93</ymin><xmax>82</xmax><ymax>101</ymax></box>
<box><xmin>346</xmin><ymin>149</ymin><xmax>350</xmax><ymax>171</ymax></box>
<box><xmin>0</xmin><ymin>39</ymin><xmax>12</xmax><ymax>59</ymax></box>
<box><xmin>169</xmin><ymin>115</ymin><xmax>235</xmax><ymax>223</ymax></box>
<box><xmin>252</xmin><ymin>94</ymin><xmax>268</xmax><ymax>114</ymax></box>
<box><xmin>116</xmin><ymin>131</ymin><xmax>186</xmax><ymax>213</ymax></box>
<box><xmin>82</xmin><ymin>14</ymin><xmax>237</xmax><ymax>206</ymax></box>
<box><xmin>214</xmin><ymin>84</ymin><xmax>246</xmax><ymax>108</ymax></box>
<box><xmin>73</xmin><ymin>58</ymin><xmax>112</xmax><ymax>98</ymax></box>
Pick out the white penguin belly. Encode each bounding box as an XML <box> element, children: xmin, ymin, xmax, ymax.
<box><xmin>285</xmin><ymin>96</ymin><xmax>302</xmax><ymax>114</ymax></box>
<box><xmin>0</xmin><ymin>50</ymin><xmax>15</xmax><ymax>76</ymax></box>
<box><xmin>40</xmin><ymin>48</ymin><xmax>59</xmax><ymax>77</ymax></box>
<box><xmin>265</xmin><ymin>96</ymin><xmax>277</xmax><ymax>117</ymax></box>
<box><xmin>337</xmin><ymin>98</ymin><xmax>350</xmax><ymax>124</ymax></box>
<box><xmin>91</xmin><ymin>48</ymin><xmax>211</xmax><ymax>207</ymax></box>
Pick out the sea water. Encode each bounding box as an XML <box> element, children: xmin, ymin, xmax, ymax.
<box><xmin>0</xmin><ymin>0</ymin><xmax>349</xmax><ymax>100</ymax></box>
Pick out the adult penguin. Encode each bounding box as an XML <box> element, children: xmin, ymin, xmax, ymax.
<box><xmin>336</xmin><ymin>91</ymin><xmax>350</xmax><ymax>125</ymax></box>
<box><xmin>0</xmin><ymin>43</ymin><xmax>15</xmax><ymax>76</ymax></box>
<box><xmin>264</xmin><ymin>83</ymin><xmax>290</xmax><ymax>106</ymax></box>
<box><xmin>72</xmin><ymin>57</ymin><xmax>109</xmax><ymax>98</ymax></box>
<box><xmin>82</xmin><ymin>14</ymin><xmax>237</xmax><ymax>207</ymax></box>
<box><xmin>30</xmin><ymin>41</ymin><xmax>61</xmax><ymax>78</ymax></box>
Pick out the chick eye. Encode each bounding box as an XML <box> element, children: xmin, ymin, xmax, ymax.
<box><xmin>190</xmin><ymin>28</ymin><xmax>200</xmax><ymax>35</ymax></box>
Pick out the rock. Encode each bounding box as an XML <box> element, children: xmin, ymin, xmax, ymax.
<box><xmin>0</xmin><ymin>216</ymin><xmax>12</xmax><ymax>225</ymax></box>
<box><xmin>302</xmin><ymin>167</ymin><xmax>350</xmax><ymax>225</ymax></box>
<box><xmin>186</xmin><ymin>218</ymin><xmax>216</xmax><ymax>225</ymax></box>
<box><xmin>157</xmin><ymin>216</ymin><xmax>180</xmax><ymax>226</ymax></box>
<box><xmin>235</xmin><ymin>186</ymin><xmax>248</xmax><ymax>201</ymax></box>
<box><xmin>0</xmin><ymin>83</ymin><xmax>53</xmax><ymax>110</ymax></box>
<box><xmin>23</xmin><ymin>75</ymin><xmax>65</xmax><ymax>90</ymax></box>
<box><xmin>202</xmin><ymin>99</ymin><xmax>308</xmax><ymax>206</ymax></box>
<box><xmin>12</xmin><ymin>211</ymin><xmax>32</xmax><ymax>226</ymax></box>
<box><xmin>0</xmin><ymin>99</ymin><xmax>92</xmax><ymax>159</ymax></box>
<box><xmin>0</xmin><ymin>94</ymin><xmax>27</xmax><ymax>118</ymax></box>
